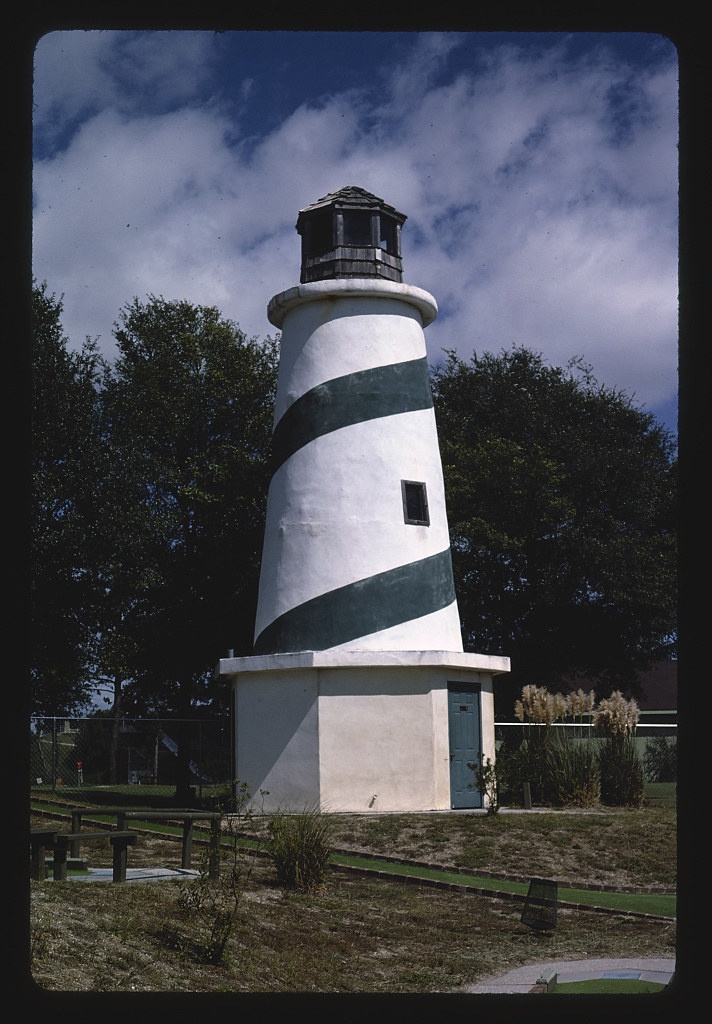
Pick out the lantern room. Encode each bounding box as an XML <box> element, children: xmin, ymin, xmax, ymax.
<box><xmin>296</xmin><ymin>185</ymin><xmax>406</xmax><ymax>284</ymax></box>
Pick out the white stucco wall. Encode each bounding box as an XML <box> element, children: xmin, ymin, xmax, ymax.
<box><xmin>234</xmin><ymin>669</ymin><xmax>321</xmax><ymax>809</ymax></box>
<box><xmin>317</xmin><ymin>667</ymin><xmax>451</xmax><ymax>812</ymax></box>
<box><xmin>268</xmin><ymin>291</ymin><xmax>435</xmax><ymax>423</ymax></box>
<box><xmin>254</xmin><ymin>279</ymin><xmax>463</xmax><ymax>653</ymax></box>
<box><xmin>225</xmin><ymin>651</ymin><xmax>506</xmax><ymax>813</ymax></box>
<box><xmin>255</xmin><ymin>408</ymin><xmax>461</xmax><ymax>649</ymax></box>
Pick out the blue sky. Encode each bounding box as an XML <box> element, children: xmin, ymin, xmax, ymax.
<box><xmin>32</xmin><ymin>29</ymin><xmax>679</xmax><ymax>434</ymax></box>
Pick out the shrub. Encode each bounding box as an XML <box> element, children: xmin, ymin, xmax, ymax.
<box><xmin>175</xmin><ymin>781</ymin><xmax>262</xmax><ymax>966</ymax></box>
<box><xmin>643</xmin><ymin>735</ymin><xmax>677</xmax><ymax>783</ymax></box>
<box><xmin>593</xmin><ymin>691</ymin><xmax>644</xmax><ymax>807</ymax></box>
<box><xmin>513</xmin><ymin>685</ymin><xmax>567</xmax><ymax>803</ymax></box>
<box><xmin>267</xmin><ymin>805</ymin><xmax>336</xmax><ymax>893</ymax></box>
<box><xmin>598</xmin><ymin>736</ymin><xmax>645</xmax><ymax>807</ymax></box>
<box><xmin>471</xmin><ymin>754</ymin><xmax>500</xmax><ymax>814</ymax></box>
<box><xmin>491</xmin><ymin>734</ymin><xmax>524</xmax><ymax>805</ymax></box>
<box><xmin>545</xmin><ymin>732</ymin><xmax>600</xmax><ymax>807</ymax></box>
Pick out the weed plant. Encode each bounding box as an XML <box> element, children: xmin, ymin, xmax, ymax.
<box><xmin>472</xmin><ymin>754</ymin><xmax>499</xmax><ymax>814</ymax></box>
<box><xmin>176</xmin><ymin>783</ymin><xmax>264</xmax><ymax>965</ymax></box>
<box><xmin>267</xmin><ymin>805</ymin><xmax>336</xmax><ymax>893</ymax></box>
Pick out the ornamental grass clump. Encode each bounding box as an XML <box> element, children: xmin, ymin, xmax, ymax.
<box><xmin>267</xmin><ymin>805</ymin><xmax>336</xmax><ymax>894</ymax></box>
<box><xmin>544</xmin><ymin>687</ymin><xmax>599</xmax><ymax>807</ymax></box>
<box><xmin>566</xmin><ymin>688</ymin><xmax>597</xmax><ymax>729</ymax></box>
<box><xmin>514</xmin><ymin>684</ymin><xmax>567</xmax><ymax>803</ymax></box>
<box><xmin>513</xmin><ymin>685</ymin><xmax>600</xmax><ymax>807</ymax></box>
<box><xmin>594</xmin><ymin>691</ymin><xmax>644</xmax><ymax>807</ymax></box>
<box><xmin>593</xmin><ymin>689</ymin><xmax>640</xmax><ymax>737</ymax></box>
<box><xmin>545</xmin><ymin>731</ymin><xmax>600</xmax><ymax>807</ymax></box>
<box><xmin>549</xmin><ymin>688</ymin><xmax>598</xmax><ymax>806</ymax></box>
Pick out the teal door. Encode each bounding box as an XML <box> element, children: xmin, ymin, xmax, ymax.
<box><xmin>448</xmin><ymin>686</ymin><xmax>482</xmax><ymax>809</ymax></box>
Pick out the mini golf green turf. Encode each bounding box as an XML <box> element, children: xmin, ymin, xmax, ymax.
<box><xmin>552</xmin><ymin>978</ymin><xmax>667</xmax><ymax>994</ymax></box>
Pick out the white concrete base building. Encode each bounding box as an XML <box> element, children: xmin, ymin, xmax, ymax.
<box><xmin>220</xmin><ymin>649</ymin><xmax>509</xmax><ymax>813</ymax></box>
<box><xmin>218</xmin><ymin>187</ymin><xmax>510</xmax><ymax>812</ymax></box>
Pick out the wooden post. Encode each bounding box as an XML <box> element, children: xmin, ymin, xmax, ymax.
<box><xmin>208</xmin><ymin>820</ymin><xmax>221</xmax><ymax>879</ymax></box>
<box><xmin>30</xmin><ymin>830</ymin><xmax>57</xmax><ymax>881</ymax></box>
<box><xmin>111</xmin><ymin>836</ymin><xmax>129</xmax><ymax>882</ymax></box>
<box><xmin>182</xmin><ymin>819</ymin><xmax>194</xmax><ymax>869</ymax></box>
<box><xmin>70</xmin><ymin>810</ymin><xmax>83</xmax><ymax>858</ymax></box>
<box><xmin>522</xmin><ymin>781</ymin><xmax>532</xmax><ymax>809</ymax></box>
<box><xmin>53</xmin><ymin>840</ymin><xmax>69</xmax><ymax>881</ymax></box>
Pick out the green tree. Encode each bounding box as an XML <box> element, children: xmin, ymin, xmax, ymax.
<box><xmin>98</xmin><ymin>296</ymin><xmax>277</xmax><ymax>798</ymax></box>
<box><xmin>30</xmin><ymin>283</ymin><xmax>106</xmax><ymax>714</ymax></box>
<box><xmin>431</xmin><ymin>347</ymin><xmax>677</xmax><ymax>716</ymax></box>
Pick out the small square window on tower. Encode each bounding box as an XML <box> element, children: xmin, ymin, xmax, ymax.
<box><xmin>402</xmin><ymin>480</ymin><xmax>430</xmax><ymax>526</ymax></box>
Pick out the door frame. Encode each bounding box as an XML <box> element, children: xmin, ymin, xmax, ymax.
<box><xmin>447</xmin><ymin>683</ymin><xmax>483</xmax><ymax>809</ymax></box>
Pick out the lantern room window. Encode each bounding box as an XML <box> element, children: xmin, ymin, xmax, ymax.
<box><xmin>305</xmin><ymin>209</ymin><xmax>333</xmax><ymax>256</ymax></box>
<box><xmin>379</xmin><ymin>214</ymin><xmax>399</xmax><ymax>255</ymax></box>
<box><xmin>296</xmin><ymin>187</ymin><xmax>406</xmax><ymax>283</ymax></box>
<box><xmin>342</xmin><ymin>209</ymin><xmax>373</xmax><ymax>247</ymax></box>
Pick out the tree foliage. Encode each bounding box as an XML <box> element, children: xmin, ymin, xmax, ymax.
<box><xmin>30</xmin><ymin>288</ymin><xmax>278</xmax><ymax>726</ymax></box>
<box><xmin>31</xmin><ymin>283</ymin><xmax>106</xmax><ymax>714</ymax></box>
<box><xmin>98</xmin><ymin>296</ymin><xmax>278</xmax><ymax>719</ymax></box>
<box><xmin>31</xmin><ymin>286</ymin><xmax>676</xmax><ymax>731</ymax></box>
<box><xmin>431</xmin><ymin>347</ymin><xmax>677</xmax><ymax>714</ymax></box>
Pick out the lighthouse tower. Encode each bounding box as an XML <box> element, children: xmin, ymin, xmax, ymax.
<box><xmin>219</xmin><ymin>187</ymin><xmax>509</xmax><ymax>812</ymax></box>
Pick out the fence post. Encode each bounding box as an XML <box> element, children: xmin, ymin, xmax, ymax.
<box><xmin>70</xmin><ymin>809</ymin><xmax>83</xmax><ymax>858</ymax></box>
<box><xmin>52</xmin><ymin>717</ymin><xmax>58</xmax><ymax>792</ymax></box>
<box><xmin>209</xmin><ymin>819</ymin><xmax>220</xmax><ymax>879</ymax></box>
<box><xmin>181</xmin><ymin>819</ymin><xmax>195</xmax><ymax>869</ymax></box>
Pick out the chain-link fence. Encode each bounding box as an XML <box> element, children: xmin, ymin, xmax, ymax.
<box><xmin>30</xmin><ymin>711</ymin><xmax>676</xmax><ymax>806</ymax></box>
<box><xmin>493</xmin><ymin>708</ymin><xmax>676</xmax><ymax>749</ymax></box>
<box><xmin>494</xmin><ymin>711</ymin><xmax>678</xmax><ymax>783</ymax></box>
<box><xmin>30</xmin><ymin>717</ymin><xmax>233</xmax><ymax>804</ymax></box>
<box><xmin>495</xmin><ymin>710</ymin><xmax>677</xmax><ymax>746</ymax></box>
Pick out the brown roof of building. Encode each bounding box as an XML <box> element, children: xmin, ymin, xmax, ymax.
<box><xmin>297</xmin><ymin>185</ymin><xmax>406</xmax><ymax>221</ymax></box>
<box><xmin>626</xmin><ymin>660</ymin><xmax>677</xmax><ymax>711</ymax></box>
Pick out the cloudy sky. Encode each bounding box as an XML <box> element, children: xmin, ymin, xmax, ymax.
<box><xmin>32</xmin><ymin>29</ymin><xmax>679</xmax><ymax>434</ymax></box>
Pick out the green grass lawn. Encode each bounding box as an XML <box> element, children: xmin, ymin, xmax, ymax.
<box><xmin>31</xmin><ymin>798</ymin><xmax>676</xmax><ymax>918</ymax></box>
<box><xmin>552</xmin><ymin>978</ymin><xmax>667</xmax><ymax>994</ymax></box>
<box><xmin>332</xmin><ymin>852</ymin><xmax>676</xmax><ymax>918</ymax></box>
<box><xmin>30</xmin><ymin>799</ymin><xmax>676</xmax><ymax>993</ymax></box>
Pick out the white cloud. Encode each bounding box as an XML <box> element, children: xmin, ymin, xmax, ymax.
<box><xmin>31</xmin><ymin>30</ymin><xmax>678</xmax><ymax>429</ymax></box>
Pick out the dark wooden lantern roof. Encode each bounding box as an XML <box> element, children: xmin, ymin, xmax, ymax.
<box><xmin>296</xmin><ymin>186</ymin><xmax>407</xmax><ymax>284</ymax></box>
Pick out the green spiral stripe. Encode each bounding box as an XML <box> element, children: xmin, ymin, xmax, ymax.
<box><xmin>254</xmin><ymin>548</ymin><xmax>456</xmax><ymax>654</ymax></box>
<box><xmin>271</xmin><ymin>356</ymin><xmax>433</xmax><ymax>474</ymax></box>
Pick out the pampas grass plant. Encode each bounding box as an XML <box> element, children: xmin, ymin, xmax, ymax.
<box><xmin>594</xmin><ymin>691</ymin><xmax>644</xmax><ymax>807</ymax></box>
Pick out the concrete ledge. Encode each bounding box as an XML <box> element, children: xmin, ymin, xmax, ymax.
<box><xmin>267</xmin><ymin>278</ymin><xmax>438</xmax><ymax>328</ymax></box>
<box><xmin>219</xmin><ymin>648</ymin><xmax>511</xmax><ymax>677</ymax></box>
<box><xmin>535</xmin><ymin>966</ymin><xmax>558</xmax><ymax>992</ymax></box>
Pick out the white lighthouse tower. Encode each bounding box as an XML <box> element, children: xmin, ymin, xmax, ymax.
<box><xmin>219</xmin><ymin>187</ymin><xmax>509</xmax><ymax>812</ymax></box>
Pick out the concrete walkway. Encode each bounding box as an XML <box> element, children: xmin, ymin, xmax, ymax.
<box><xmin>66</xmin><ymin>866</ymin><xmax>201</xmax><ymax>882</ymax></box>
<box><xmin>460</xmin><ymin>957</ymin><xmax>675</xmax><ymax>993</ymax></box>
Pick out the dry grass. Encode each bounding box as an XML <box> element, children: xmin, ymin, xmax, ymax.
<box><xmin>28</xmin><ymin>805</ymin><xmax>676</xmax><ymax>993</ymax></box>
